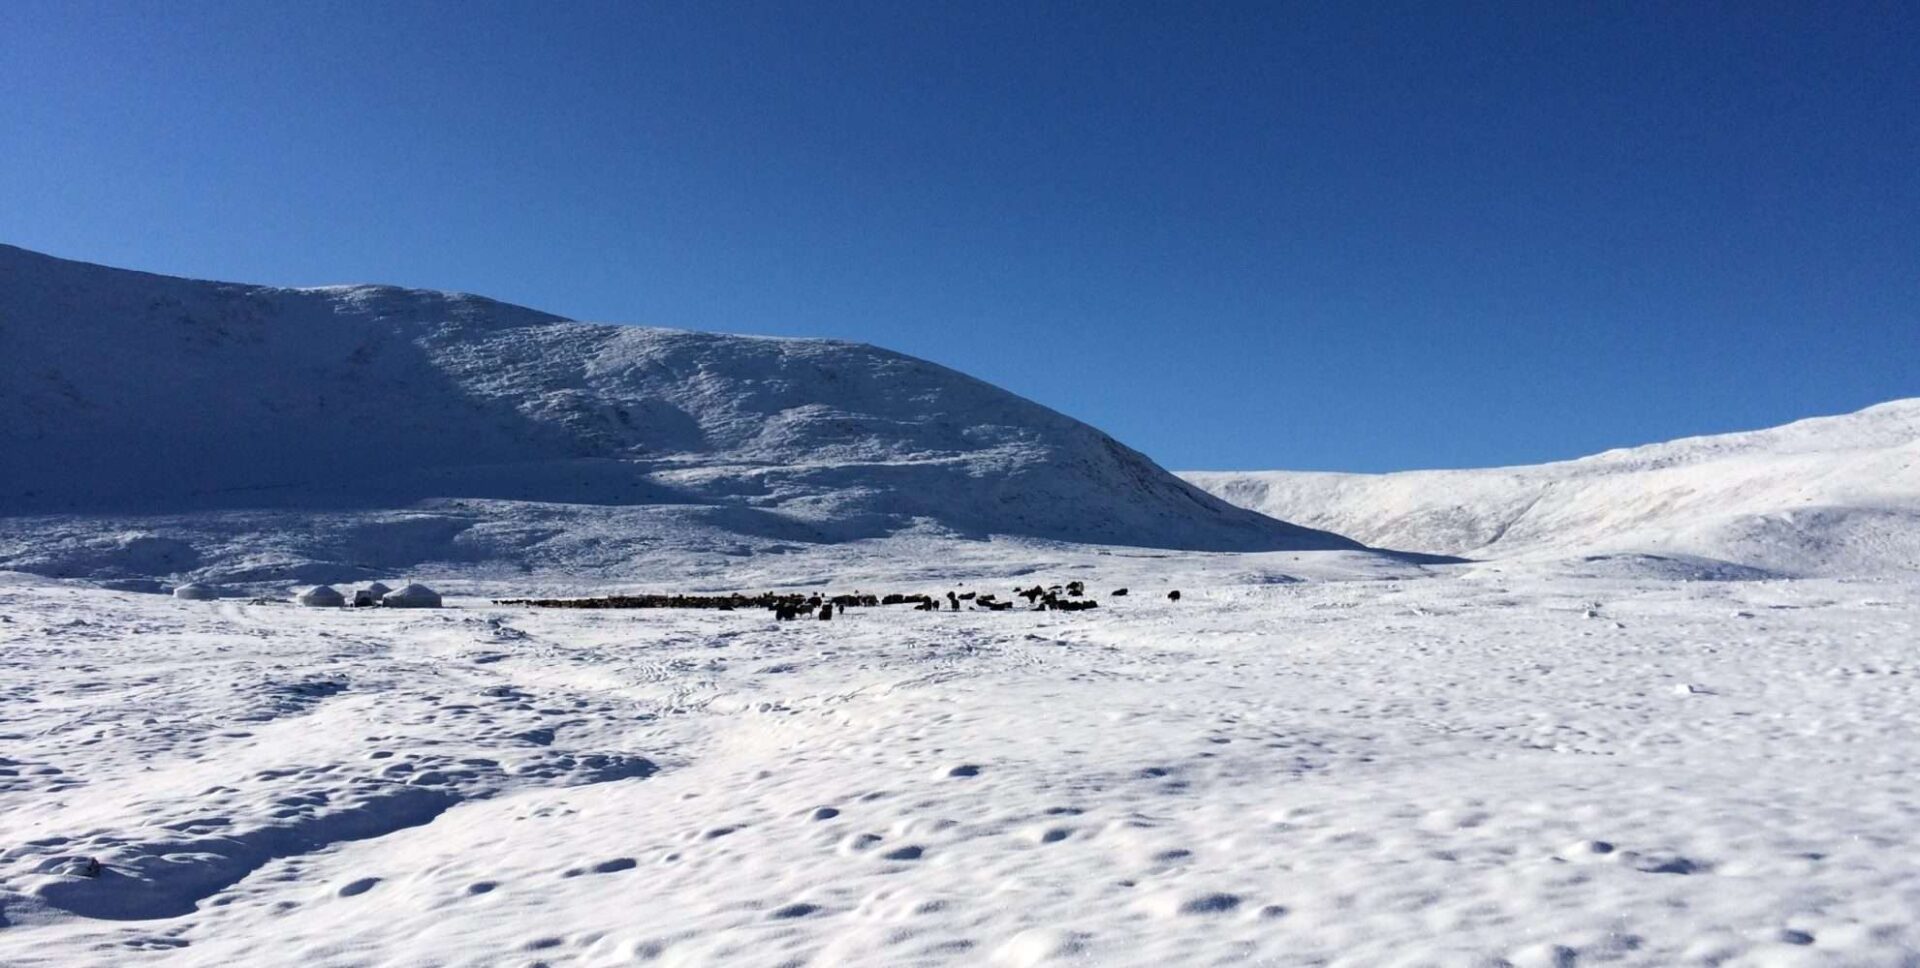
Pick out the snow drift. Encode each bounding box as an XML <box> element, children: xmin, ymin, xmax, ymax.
<box><xmin>0</xmin><ymin>244</ymin><xmax>1351</xmax><ymax>582</ymax></box>
<box><xmin>1185</xmin><ymin>400</ymin><xmax>1920</xmax><ymax>575</ymax></box>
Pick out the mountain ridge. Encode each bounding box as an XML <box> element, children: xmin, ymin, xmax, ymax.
<box><xmin>1184</xmin><ymin>399</ymin><xmax>1920</xmax><ymax>575</ymax></box>
<box><xmin>0</xmin><ymin>244</ymin><xmax>1354</xmax><ymax>583</ymax></box>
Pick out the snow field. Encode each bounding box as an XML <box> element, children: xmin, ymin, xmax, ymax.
<box><xmin>4</xmin><ymin>552</ymin><xmax>1919</xmax><ymax>966</ymax></box>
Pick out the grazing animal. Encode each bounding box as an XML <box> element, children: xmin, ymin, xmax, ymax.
<box><xmin>1112</xmin><ymin>588</ymin><xmax>1128</xmax><ymax>597</ymax></box>
<box><xmin>1167</xmin><ymin>590</ymin><xmax>1182</xmax><ymax>602</ymax></box>
<box><xmin>819</xmin><ymin>606</ymin><xmax>833</xmax><ymax>621</ymax></box>
<box><xmin>1065</xmin><ymin>581</ymin><xmax>1085</xmax><ymax>597</ymax></box>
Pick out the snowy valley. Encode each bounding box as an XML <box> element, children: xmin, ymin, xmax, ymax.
<box><xmin>3</xmin><ymin>248</ymin><xmax>1919</xmax><ymax>967</ymax></box>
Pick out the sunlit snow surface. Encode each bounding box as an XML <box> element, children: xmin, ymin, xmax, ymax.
<box><xmin>5</xmin><ymin>544</ymin><xmax>1919</xmax><ymax>966</ymax></box>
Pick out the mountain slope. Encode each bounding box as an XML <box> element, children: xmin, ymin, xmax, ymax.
<box><xmin>0</xmin><ymin>244</ymin><xmax>1353</xmax><ymax>582</ymax></box>
<box><xmin>1184</xmin><ymin>400</ymin><xmax>1920</xmax><ymax>575</ymax></box>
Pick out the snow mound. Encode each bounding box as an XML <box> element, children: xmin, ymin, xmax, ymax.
<box><xmin>0</xmin><ymin>245</ymin><xmax>1353</xmax><ymax>582</ymax></box>
<box><xmin>1185</xmin><ymin>400</ymin><xmax>1920</xmax><ymax>575</ymax></box>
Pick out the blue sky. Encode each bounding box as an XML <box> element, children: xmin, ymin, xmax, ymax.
<box><xmin>4</xmin><ymin>1</ymin><xmax>1915</xmax><ymax>471</ymax></box>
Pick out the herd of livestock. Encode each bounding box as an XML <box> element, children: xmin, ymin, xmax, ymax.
<box><xmin>496</xmin><ymin>581</ymin><xmax>1184</xmax><ymax>620</ymax></box>
<box><xmin>170</xmin><ymin>581</ymin><xmax>1184</xmax><ymax>618</ymax></box>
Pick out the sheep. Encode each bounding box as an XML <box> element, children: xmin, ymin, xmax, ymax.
<box><xmin>1167</xmin><ymin>590</ymin><xmax>1182</xmax><ymax>602</ymax></box>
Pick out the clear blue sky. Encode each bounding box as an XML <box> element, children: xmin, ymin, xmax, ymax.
<box><xmin>4</xmin><ymin>1</ymin><xmax>1915</xmax><ymax>471</ymax></box>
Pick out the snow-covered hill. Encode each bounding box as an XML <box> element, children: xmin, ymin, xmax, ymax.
<box><xmin>1185</xmin><ymin>400</ymin><xmax>1920</xmax><ymax>575</ymax></box>
<box><xmin>0</xmin><ymin>245</ymin><xmax>1350</xmax><ymax>583</ymax></box>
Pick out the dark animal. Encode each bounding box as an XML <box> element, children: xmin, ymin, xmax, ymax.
<box><xmin>1065</xmin><ymin>581</ymin><xmax>1085</xmax><ymax>597</ymax></box>
<box><xmin>1167</xmin><ymin>590</ymin><xmax>1182</xmax><ymax>602</ymax></box>
<box><xmin>819</xmin><ymin>605</ymin><xmax>833</xmax><ymax>621</ymax></box>
<box><xmin>1112</xmin><ymin>588</ymin><xmax>1129</xmax><ymax>597</ymax></box>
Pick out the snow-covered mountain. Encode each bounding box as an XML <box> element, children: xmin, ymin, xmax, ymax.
<box><xmin>1185</xmin><ymin>400</ymin><xmax>1920</xmax><ymax>576</ymax></box>
<box><xmin>0</xmin><ymin>245</ymin><xmax>1351</xmax><ymax>583</ymax></box>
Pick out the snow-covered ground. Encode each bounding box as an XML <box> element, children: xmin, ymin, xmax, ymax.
<box><xmin>5</xmin><ymin>544</ymin><xmax>1920</xmax><ymax>967</ymax></box>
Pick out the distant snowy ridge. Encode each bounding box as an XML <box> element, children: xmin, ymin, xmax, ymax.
<box><xmin>0</xmin><ymin>244</ymin><xmax>1352</xmax><ymax>583</ymax></box>
<box><xmin>1184</xmin><ymin>400</ymin><xmax>1920</xmax><ymax>575</ymax></box>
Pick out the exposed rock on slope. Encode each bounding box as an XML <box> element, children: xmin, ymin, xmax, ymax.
<box><xmin>1185</xmin><ymin>400</ymin><xmax>1920</xmax><ymax>575</ymax></box>
<box><xmin>0</xmin><ymin>245</ymin><xmax>1353</xmax><ymax>581</ymax></box>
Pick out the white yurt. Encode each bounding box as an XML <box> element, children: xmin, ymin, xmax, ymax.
<box><xmin>172</xmin><ymin>582</ymin><xmax>218</xmax><ymax>601</ymax></box>
<box><xmin>382</xmin><ymin>583</ymin><xmax>442</xmax><ymax>608</ymax></box>
<box><xmin>296</xmin><ymin>584</ymin><xmax>347</xmax><ymax>607</ymax></box>
<box><xmin>353</xmin><ymin>582</ymin><xmax>392</xmax><ymax>607</ymax></box>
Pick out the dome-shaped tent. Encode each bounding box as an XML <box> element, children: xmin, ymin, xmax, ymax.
<box><xmin>296</xmin><ymin>584</ymin><xmax>346</xmax><ymax>607</ymax></box>
<box><xmin>172</xmin><ymin>582</ymin><xmax>218</xmax><ymax>601</ymax></box>
<box><xmin>382</xmin><ymin>583</ymin><xmax>442</xmax><ymax>608</ymax></box>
